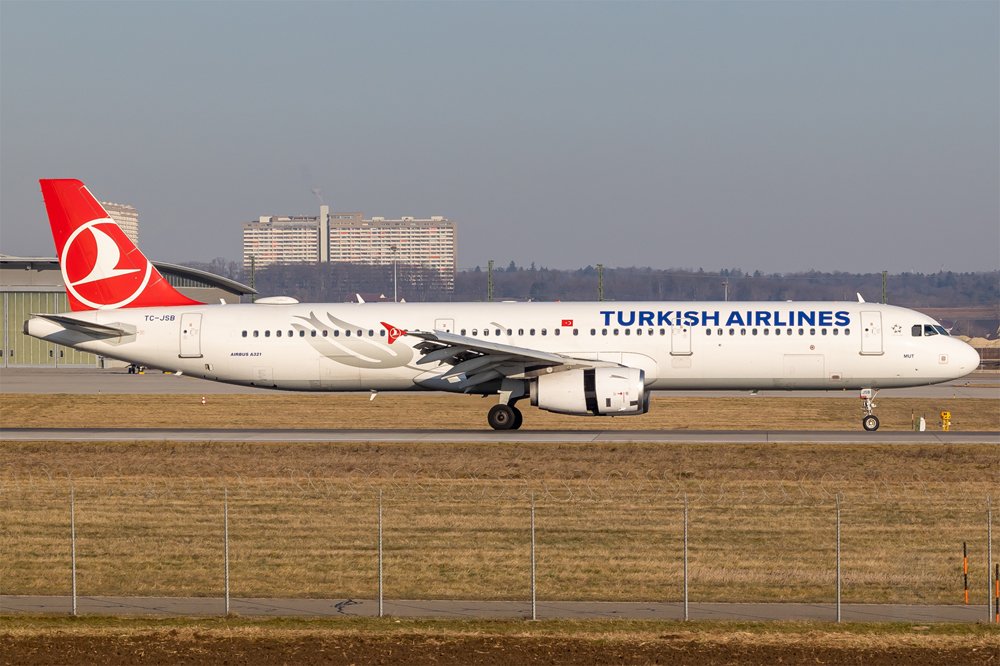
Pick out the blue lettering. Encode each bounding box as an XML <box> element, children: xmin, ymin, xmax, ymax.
<box><xmin>835</xmin><ymin>311</ymin><xmax>850</xmax><ymax>326</ymax></box>
<box><xmin>756</xmin><ymin>311</ymin><xmax>772</xmax><ymax>327</ymax></box>
<box><xmin>657</xmin><ymin>311</ymin><xmax>672</xmax><ymax>326</ymax></box>
<box><xmin>600</xmin><ymin>311</ymin><xmax>614</xmax><ymax>326</ymax></box>
<box><xmin>617</xmin><ymin>311</ymin><xmax>636</xmax><ymax>326</ymax></box>
<box><xmin>799</xmin><ymin>311</ymin><xmax>815</xmax><ymax>326</ymax></box>
<box><xmin>684</xmin><ymin>311</ymin><xmax>699</xmax><ymax>326</ymax></box>
<box><xmin>703</xmin><ymin>310</ymin><xmax>720</xmax><ymax>326</ymax></box>
<box><xmin>639</xmin><ymin>311</ymin><xmax>654</xmax><ymax>326</ymax></box>
<box><xmin>773</xmin><ymin>311</ymin><xmax>787</xmax><ymax>326</ymax></box>
<box><xmin>726</xmin><ymin>311</ymin><xmax>745</xmax><ymax>327</ymax></box>
<box><xmin>818</xmin><ymin>311</ymin><xmax>832</xmax><ymax>326</ymax></box>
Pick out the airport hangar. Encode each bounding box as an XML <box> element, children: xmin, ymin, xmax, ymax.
<box><xmin>0</xmin><ymin>255</ymin><xmax>255</xmax><ymax>368</ymax></box>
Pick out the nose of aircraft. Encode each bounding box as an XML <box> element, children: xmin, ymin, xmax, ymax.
<box><xmin>952</xmin><ymin>341</ymin><xmax>981</xmax><ymax>378</ymax></box>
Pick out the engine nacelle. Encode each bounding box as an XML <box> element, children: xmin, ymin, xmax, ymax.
<box><xmin>530</xmin><ymin>367</ymin><xmax>648</xmax><ymax>416</ymax></box>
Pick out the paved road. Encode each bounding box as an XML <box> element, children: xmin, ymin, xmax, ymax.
<box><xmin>2</xmin><ymin>367</ymin><xmax>997</xmax><ymax>398</ymax></box>
<box><xmin>2</xmin><ymin>427</ymin><xmax>998</xmax><ymax>443</ymax></box>
<box><xmin>1</xmin><ymin>595</ymin><xmax>991</xmax><ymax>623</ymax></box>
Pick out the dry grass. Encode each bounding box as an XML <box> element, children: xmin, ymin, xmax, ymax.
<box><xmin>2</xmin><ymin>616</ymin><xmax>997</xmax><ymax>666</ymax></box>
<box><xmin>1</xmin><ymin>392</ymin><xmax>998</xmax><ymax>431</ymax></box>
<box><xmin>2</xmin><ymin>440</ymin><xmax>997</xmax><ymax>604</ymax></box>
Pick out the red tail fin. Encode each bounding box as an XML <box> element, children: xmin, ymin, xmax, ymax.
<box><xmin>39</xmin><ymin>179</ymin><xmax>202</xmax><ymax>311</ymax></box>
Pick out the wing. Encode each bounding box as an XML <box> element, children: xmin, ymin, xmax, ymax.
<box><xmin>407</xmin><ymin>329</ymin><xmax>620</xmax><ymax>391</ymax></box>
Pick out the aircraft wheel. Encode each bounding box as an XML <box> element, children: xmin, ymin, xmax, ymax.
<box><xmin>862</xmin><ymin>415</ymin><xmax>880</xmax><ymax>432</ymax></box>
<box><xmin>511</xmin><ymin>407</ymin><xmax>523</xmax><ymax>430</ymax></box>
<box><xmin>488</xmin><ymin>404</ymin><xmax>516</xmax><ymax>430</ymax></box>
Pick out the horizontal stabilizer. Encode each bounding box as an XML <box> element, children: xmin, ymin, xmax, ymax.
<box><xmin>32</xmin><ymin>313</ymin><xmax>131</xmax><ymax>337</ymax></box>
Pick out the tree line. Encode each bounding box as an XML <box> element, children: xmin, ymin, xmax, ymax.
<box><xmin>185</xmin><ymin>258</ymin><xmax>998</xmax><ymax>309</ymax></box>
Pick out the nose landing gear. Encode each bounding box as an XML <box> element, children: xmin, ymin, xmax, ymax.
<box><xmin>860</xmin><ymin>388</ymin><xmax>880</xmax><ymax>431</ymax></box>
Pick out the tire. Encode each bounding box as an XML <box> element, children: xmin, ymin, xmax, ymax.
<box><xmin>862</xmin><ymin>415</ymin><xmax>880</xmax><ymax>432</ymax></box>
<box><xmin>488</xmin><ymin>404</ymin><xmax>516</xmax><ymax>430</ymax></box>
<box><xmin>511</xmin><ymin>407</ymin><xmax>523</xmax><ymax>430</ymax></box>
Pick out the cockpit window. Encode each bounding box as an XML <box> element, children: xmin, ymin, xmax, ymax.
<box><xmin>912</xmin><ymin>325</ymin><xmax>922</xmax><ymax>337</ymax></box>
<box><xmin>923</xmin><ymin>324</ymin><xmax>938</xmax><ymax>336</ymax></box>
<box><xmin>933</xmin><ymin>325</ymin><xmax>948</xmax><ymax>336</ymax></box>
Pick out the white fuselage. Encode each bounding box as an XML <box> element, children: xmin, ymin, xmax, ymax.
<box><xmin>27</xmin><ymin>301</ymin><xmax>980</xmax><ymax>392</ymax></box>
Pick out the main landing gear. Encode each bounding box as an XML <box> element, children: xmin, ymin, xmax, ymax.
<box><xmin>860</xmin><ymin>388</ymin><xmax>880</xmax><ymax>431</ymax></box>
<box><xmin>487</xmin><ymin>379</ymin><xmax>527</xmax><ymax>430</ymax></box>
<box><xmin>488</xmin><ymin>403</ymin><xmax>523</xmax><ymax>430</ymax></box>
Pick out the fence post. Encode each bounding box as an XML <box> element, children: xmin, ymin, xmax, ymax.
<box><xmin>224</xmin><ymin>487</ymin><xmax>230</xmax><ymax>616</ymax></box>
<box><xmin>683</xmin><ymin>495</ymin><xmax>689</xmax><ymax>621</ymax></box>
<box><xmin>989</xmin><ymin>496</ymin><xmax>993</xmax><ymax>623</ymax></box>
<box><xmin>530</xmin><ymin>492</ymin><xmax>536</xmax><ymax>621</ymax></box>
<box><xmin>836</xmin><ymin>493</ymin><xmax>841</xmax><ymax>623</ymax></box>
<box><xmin>378</xmin><ymin>489</ymin><xmax>383</xmax><ymax>618</ymax></box>
<box><xmin>70</xmin><ymin>485</ymin><xmax>77</xmax><ymax>617</ymax></box>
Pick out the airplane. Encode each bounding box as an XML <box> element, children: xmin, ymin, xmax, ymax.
<box><xmin>24</xmin><ymin>179</ymin><xmax>981</xmax><ymax>431</ymax></box>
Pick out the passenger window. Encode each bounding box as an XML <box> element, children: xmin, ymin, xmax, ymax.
<box><xmin>483</xmin><ymin>329</ymin><xmax>489</xmax><ymax>336</ymax></box>
<box><xmin>613</xmin><ymin>329</ymin><xmax>619</xmax><ymax>336</ymax></box>
<box><xmin>253</xmin><ymin>330</ymin><xmax>259</xmax><ymax>337</ymax></box>
<box><xmin>554</xmin><ymin>329</ymin><xmax>560</xmax><ymax>336</ymax></box>
<box><xmin>530</xmin><ymin>328</ymin><xmax>536</xmax><ymax>335</ymax></box>
<box><xmin>518</xmin><ymin>329</ymin><xmax>524</xmax><ymax>336</ymax></box>
<box><xmin>368</xmin><ymin>330</ymin><xmax>374</xmax><ymax>337</ymax></box>
<box><xmin>810</xmin><ymin>328</ymin><xmax>816</xmax><ymax>335</ymax></box>
<box><xmin>638</xmin><ymin>328</ymin><xmax>644</xmax><ymax>336</ymax></box>
<box><xmin>288</xmin><ymin>331</ymin><xmax>293</xmax><ymax>337</ymax></box>
<box><xmin>602</xmin><ymin>329</ymin><xmax>608</xmax><ymax>336</ymax></box>
<box><xmin>832</xmin><ymin>329</ymin><xmax>838</xmax><ymax>336</ymax></box>
<box><xmin>332</xmin><ymin>330</ymin><xmax>338</xmax><ymax>337</ymax></box>
<box><xmin>507</xmin><ymin>329</ymin><xmax>512</xmax><ymax>336</ymax></box>
<box><xmin>763</xmin><ymin>329</ymin><xmax>769</xmax><ymax>336</ymax></box>
<box><xmin>751</xmin><ymin>329</ymin><xmax>757</xmax><ymax>336</ymax></box>
<box><xmin>821</xmin><ymin>329</ymin><xmax>827</xmax><ymax>335</ymax></box>
<box><xmin>740</xmin><ymin>329</ymin><xmax>746</xmax><ymax>336</ymax></box>
<box><xmin>573</xmin><ymin>329</ymin><xmax>579</xmax><ymax>336</ymax></box>
<box><xmin>345</xmin><ymin>330</ymin><xmax>351</xmax><ymax>337</ymax></box>
<box><xmin>472</xmin><ymin>329</ymin><xmax>478</xmax><ymax>336</ymax></box>
<box><xmin>380</xmin><ymin>330</ymin><xmax>385</xmax><ymax>336</ymax></box>
<box><xmin>624</xmin><ymin>329</ymin><xmax>630</xmax><ymax>336</ymax></box>
<box><xmin>844</xmin><ymin>329</ymin><xmax>851</xmax><ymax>336</ymax></box>
<box><xmin>322</xmin><ymin>330</ymin><xmax>328</xmax><ymax>337</ymax></box>
<box><xmin>265</xmin><ymin>331</ymin><xmax>271</xmax><ymax>338</ymax></box>
<box><xmin>242</xmin><ymin>330</ymin><xmax>247</xmax><ymax>337</ymax></box>
<box><xmin>276</xmin><ymin>330</ymin><xmax>282</xmax><ymax>337</ymax></box>
<box><xmin>461</xmin><ymin>329</ymin><xmax>467</xmax><ymax>335</ymax></box>
<box><xmin>311</xmin><ymin>331</ymin><xmax>317</xmax><ymax>337</ymax></box>
<box><xmin>590</xmin><ymin>329</ymin><xmax>596</xmax><ymax>335</ymax></box>
<box><xmin>495</xmin><ymin>329</ymin><xmax>501</xmax><ymax>336</ymax></box>
<box><xmin>798</xmin><ymin>328</ymin><xmax>804</xmax><ymax>335</ymax></box>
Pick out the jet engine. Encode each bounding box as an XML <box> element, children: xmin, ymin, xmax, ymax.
<box><xmin>530</xmin><ymin>367</ymin><xmax>648</xmax><ymax>416</ymax></box>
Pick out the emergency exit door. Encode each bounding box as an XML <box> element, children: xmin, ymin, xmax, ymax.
<box><xmin>179</xmin><ymin>313</ymin><xmax>203</xmax><ymax>358</ymax></box>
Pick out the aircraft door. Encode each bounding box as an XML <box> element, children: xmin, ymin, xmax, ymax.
<box><xmin>179</xmin><ymin>313</ymin><xmax>203</xmax><ymax>358</ymax></box>
<box><xmin>670</xmin><ymin>325</ymin><xmax>692</xmax><ymax>356</ymax></box>
<box><xmin>860</xmin><ymin>311</ymin><xmax>883</xmax><ymax>355</ymax></box>
<box><xmin>434</xmin><ymin>318</ymin><xmax>454</xmax><ymax>333</ymax></box>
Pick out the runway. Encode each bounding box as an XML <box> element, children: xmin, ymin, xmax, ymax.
<box><xmin>1</xmin><ymin>595</ymin><xmax>990</xmax><ymax>623</ymax></box>
<box><xmin>1</xmin><ymin>426</ymin><xmax>997</xmax><ymax>443</ymax></box>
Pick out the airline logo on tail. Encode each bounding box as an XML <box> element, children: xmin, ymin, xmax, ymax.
<box><xmin>61</xmin><ymin>218</ymin><xmax>152</xmax><ymax>309</ymax></box>
<box><xmin>40</xmin><ymin>179</ymin><xmax>202</xmax><ymax>311</ymax></box>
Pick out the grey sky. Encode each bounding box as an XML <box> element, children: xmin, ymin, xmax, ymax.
<box><xmin>2</xmin><ymin>1</ymin><xmax>997</xmax><ymax>273</ymax></box>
